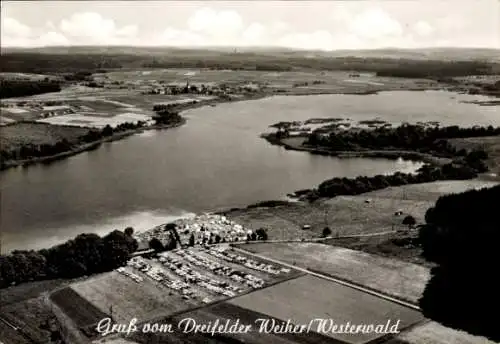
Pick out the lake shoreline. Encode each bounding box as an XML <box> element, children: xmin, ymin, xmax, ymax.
<box><xmin>260</xmin><ymin>132</ymin><xmax>451</xmax><ymax>166</ymax></box>
<box><xmin>3</xmin><ymin>82</ymin><xmax>494</xmax><ymax>171</ymax></box>
<box><xmin>0</xmin><ymin>119</ymin><xmax>187</xmax><ymax>170</ymax></box>
<box><xmin>0</xmin><ymin>92</ymin><xmax>268</xmax><ymax>171</ymax></box>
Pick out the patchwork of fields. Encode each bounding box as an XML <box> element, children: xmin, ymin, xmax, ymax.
<box><xmin>99</xmin><ymin>69</ymin><xmax>439</xmax><ymax>94</ymax></box>
<box><xmin>242</xmin><ymin>243</ymin><xmax>430</xmax><ymax>304</ymax></box>
<box><xmin>131</xmin><ymin>302</ymin><xmax>347</xmax><ymax>344</ymax></box>
<box><xmin>6</xmin><ymin>240</ymin><xmax>493</xmax><ymax>344</ymax></box>
<box><xmin>65</xmin><ymin>247</ymin><xmax>300</xmax><ymax>330</ymax></box>
<box><xmin>229</xmin><ymin>275</ymin><xmax>423</xmax><ymax>344</ymax></box>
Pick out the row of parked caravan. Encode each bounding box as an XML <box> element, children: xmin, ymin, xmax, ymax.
<box><xmin>173</xmin><ymin>249</ymin><xmax>265</xmax><ymax>289</ymax></box>
<box><xmin>204</xmin><ymin>246</ymin><xmax>291</xmax><ymax>275</ymax></box>
<box><xmin>116</xmin><ymin>266</ymin><xmax>144</xmax><ymax>283</ymax></box>
<box><xmin>127</xmin><ymin>256</ymin><xmax>195</xmax><ymax>299</ymax></box>
<box><xmin>158</xmin><ymin>251</ymin><xmax>240</xmax><ymax>297</ymax></box>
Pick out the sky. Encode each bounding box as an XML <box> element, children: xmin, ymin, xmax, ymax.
<box><xmin>1</xmin><ymin>0</ymin><xmax>499</xmax><ymax>50</ymax></box>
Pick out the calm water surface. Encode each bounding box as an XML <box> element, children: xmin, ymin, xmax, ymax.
<box><xmin>1</xmin><ymin>91</ymin><xmax>498</xmax><ymax>253</ymax></box>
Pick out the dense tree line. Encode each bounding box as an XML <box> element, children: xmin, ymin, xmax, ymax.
<box><xmin>0</xmin><ymin>53</ymin><xmax>123</xmax><ymax>73</ymax></box>
<box><xmin>0</xmin><ymin>121</ymin><xmax>145</xmax><ymax>169</ymax></box>
<box><xmin>0</xmin><ymin>229</ymin><xmax>138</xmax><ymax>288</ymax></box>
<box><xmin>418</xmin><ymin>185</ymin><xmax>500</xmax><ymax>341</ymax></box>
<box><xmin>2</xmin><ymin>51</ymin><xmax>498</xmax><ymax>76</ymax></box>
<box><xmin>304</xmin><ymin>149</ymin><xmax>488</xmax><ymax>201</ymax></box>
<box><xmin>0</xmin><ymin>80</ymin><xmax>61</xmax><ymax>99</ymax></box>
<box><xmin>152</xmin><ymin>109</ymin><xmax>184</xmax><ymax>125</ymax></box>
<box><xmin>305</xmin><ymin>124</ymin><xmax>500</xmax><ymax>158</ymax></box>
<box><xmin>375</xmin><ymin>60</ymin><xmax>493</xmax><ymax>78</ymax></box>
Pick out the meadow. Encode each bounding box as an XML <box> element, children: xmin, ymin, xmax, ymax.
<box><xmin>0</xmin><ymin>122</ymin><xmax>89</xmax><ymax>151</ymax></box>
<box><xmin>70</xmin><ymin>271</ymin><xmax>194</xmax><ymax>324</ymax></box>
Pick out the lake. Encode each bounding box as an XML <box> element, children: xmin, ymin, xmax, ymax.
<box><xmin>1</xmin><ymin>91</ymin><xmax>498</xmax><ymax>253</ymax></box>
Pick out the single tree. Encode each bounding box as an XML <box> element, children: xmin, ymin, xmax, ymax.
<box><xmin>255</xmin><ymin>228</ymin><xmax>268</xmax><ymax>241</ymax></box>
<box><xmin>149</xmin><ymin>238</ymin><xmax>164</xmax><ymax>252</ymax></box>
<box><xmin>402</xmin><ymin>215</ymin><xmax>417</xmax><ymax>229</ymax></box>
<box><xmin>124</xmin><ymin>227</ymin><xmax>134</xmax><ymax>237</ymax></box>
<box><xmin>322</xmin><ymin>227</ymin><xmax>332</xmax><ymax>237</ymax></box>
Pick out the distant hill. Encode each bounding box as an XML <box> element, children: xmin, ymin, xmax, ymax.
<box><xmin>1</xmin><ymin>46</ymin><xmax>499</xmax><ymax>75</ymax></box>
<box><xmin>2</xmin><ymin>46</ymin><xmax>499</xmax><ymax>62</ymax></box>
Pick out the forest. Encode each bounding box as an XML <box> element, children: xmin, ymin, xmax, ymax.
<box><xmin>0</xmin><ymin>80</ymin><xmax>62</xmax><ymax>99</ymax></box>
<box><xmin>0</xmin><ymin>229</ymin><xmax>138</xmax><ymax>288</ymax></box>
<box><xmin>418</xmin><ymin>184</ymin><xmax>500</xmax><ymax>342</ymax></box>
<box><xmin>304</xmin><ymin>124</ymin><xmax>500</xmax><ymax>158</ymax></box>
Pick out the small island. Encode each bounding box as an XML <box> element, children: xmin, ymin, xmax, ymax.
<box><xmin>262</xmin><ymin>120</ymin><xmax>500</xmax><ymax>201</ymax></box>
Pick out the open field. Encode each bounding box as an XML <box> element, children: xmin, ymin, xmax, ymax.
<box><xmin>70</xmin><ymin>271</ymin><xmax>192</xmax><ymax>324</ymax></box>
<box><xmin>386</xmin><ymin>321</ymin><xmax>497</xmax><ymax>344</ymax></box>
<box><xmin>37</xmin><ymin>112</ymin><xmax>152</xmax><ymax>129</ymax></box>
<box><xmin>225</xmin><ymin>179</ymin><xmax>499</xmax><ymax>242</ymax></box>
<box><xmin>228</xmin><ymin>274</ymin><xmax>423</xmax><ymax>344</ymax></box>
<box><xmin>360</xmin><ymin>179</ymin><xmax>499</xmax><ymax>202</ymax></box>
<box><xmin>68</xmin><ymin>246</ymin><xmax>299</xmax><ymax>328</ymax></box>
<box><xmin>130</xmin><ymin>301</ymin><xmax>348</xmax><ymax>344</ymax></box>
<box><xmin>100</xmin><ymin>69</ymin><xmax>441</xmax><ymax>95</ymax></box>
<box><xmin>324</xmin><ymin>231</ymin><xmax>430</xmax><ymax>267</ymax></box>
<box><xmin>0</xmin><ymin>122</ymin><xmax>89</xmax><ymax>151</ymax></box>
<box><xmin>0</xmin><ymin>278</ymin><xmax>71</xmax><ymax>307</ymax></box>
<box><xmin>242</xmin><ymin>243</ymin><xmax>430</xmax><ymax>304</ymax></box>
<box><xmin>50</xmin><ymin>287</ymin><xmax>108</xmax><ymax>330</ymax></box>
<box><xmin>449</xmin><ymin>135</ymin><xmax>500</xmax><ymax>175</ymax></box>
<box><xmin>0</xmin><ymin>297</ymin><xmax>57</xmax><ymax>344</ymax></box>
<box><xmin>225</xmin><ymin>196</ymin><xmax>428</xmax><ymax>240</ymax></box>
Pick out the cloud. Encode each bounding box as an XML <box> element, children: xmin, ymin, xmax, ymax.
<box><xmin>2</xmin><ymin>17</ymin><xmax>32</xmax><ymax>38</ymax></box>
<box><xmin>348</xmin><ymin>8</ymin><xmax>403</xmax><ymax>39</ymax></box>
<box><xmin>59</xmin><ymin>12</ymin><xmax>138</xmax><ymax>44</ymax></box>
<box><xmin>242</xmin><ymin>22</ymin><xmax>267</xmax><ymax>43</ymax></box>
<box><xmin>413</xmin><ymin>21</ymin><xmax>434</xmax><ymax>37</ymax></box>
<box><xmin>187</xmin><ymin>7</ymin><xmax>243</xmax><ymax>38</ymax></box>
<box><xmin>38</xmin><ymin>31</ymin><xmax>70</xmax><ymax>46</ymax></box>
<box><xmin>1</xmin><ymin>2</ymin><xmax>498</xmax><ymax>50</ymax></box>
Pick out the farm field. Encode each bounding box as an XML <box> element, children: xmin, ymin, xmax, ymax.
<box><xmin>0</xmin><ymin>297</ymin><xmax>57</xmax><ymax>344</ymax></box>
<box><xmin>0</xmin><ymin>122</ymin><xmax>89</xmax><ymax>151</ymax></box>
<box><xmin>130</xmin><ymin>301</ymin><xmax>346</xmax><ymax>344</ymax></box>
<box><xmin>37</xmin><ymin>112</ymin><xmax>152</xmax><ymax>129</ymax></box>
<box><xmin>385</xmin><ymin>321</ymin><xmax>497</xmax><ymax>344</ymax></box>
<box><xmin>67</xmin><ymin>246</ymin><xmax>299</xmax><ymax>329</ymax></box>
<box><xmin>100</xmin><ymin>69</ymin><xmax>440</xmax><ymax>94</ymax></box>
<box><xmin>323</xmin><ymin>231</ymin><xmax>430</xmax><ymax>267</ymax></box>
<box><xmin>242</xmin><ymin>243</ymin><xmax>430</xmax><ymax>304</ymax></box>
<box><xmin>50</xmin><ymin>287</ymin><xmax>108</xmax><ymax>332</ymax></box>
<box><xmin>228</xmin><ymin>274</ymin><xmax>423</xmax><ymax>344</ymax></box>
<box><xmin>70</xmin><ymin>271</ymin><xmax>193</xmax><ymax>324</ymax></box>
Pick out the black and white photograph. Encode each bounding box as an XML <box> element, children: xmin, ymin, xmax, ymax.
<box><xmin>0</xmin><ymin>0</ymin><xmax>499</xmax><ymax>343</ymax></box>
